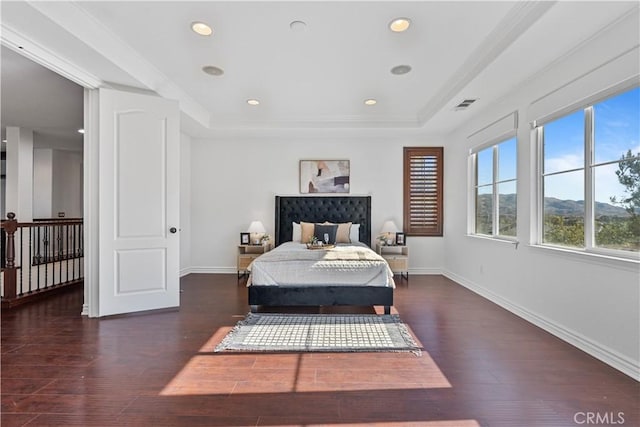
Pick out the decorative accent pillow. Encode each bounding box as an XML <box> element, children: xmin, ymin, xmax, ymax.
<box><xmin>335</xmin><ymin>222</ymin><xmax>352</xmax><ymax>243</ymax></box>
<box><xmin>321</xmin><ymin>221</ymin><xmax>352</xmax><ymax>243</ymax></box>
<box><xmin>314</xmin><ymin>224</ymin><xmax>338</xmax><ymax>245</ymax></box>
<box><xmin>292</xmin><ymin>222</ymin><xmax>301</xmax><ymax>242</ymax></box>
<box><xmin>300</xmin><ymin>221</ymin><xmax>315</xmax><ymax>243</ymax></box>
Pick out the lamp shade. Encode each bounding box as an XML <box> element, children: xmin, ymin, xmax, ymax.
<box><xmin>380</xmin><ymin>220</ymin><xmax>399</xmax><ymax>233</ymax></box>
<box><xmin>247</xmin><ymin>221</ymin><xmax>266</xmax><ymax>234</ymax></box>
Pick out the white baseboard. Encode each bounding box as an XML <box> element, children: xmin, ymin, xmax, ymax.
<box><xmin>443</xmin><ymin>270</ymin><xmax>639</xmax><ymax>381</ymax></box>
<box><xmin>408</xmin><ymin>268</ymin><xmax>443</xmax><ymax>275</ymax></box>
<box><xmin>187</xmin><ymin>266</ymin><xmax>236</xmax><ymax>274</ymax></box>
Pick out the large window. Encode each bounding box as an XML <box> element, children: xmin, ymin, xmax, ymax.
<box><xmin>538</xmin><ymin>86</ymin><xmax>640</xmax><ymax>255</ymax></box>
<box><xmin>472</xmin><ymin>137</ymin><xmax>517</xmax><ymax>237</ymax></box>
<box><xmin>403</xmin><ymin>147</ymin><xmax>443</xmax><ymax>236</ymax></box>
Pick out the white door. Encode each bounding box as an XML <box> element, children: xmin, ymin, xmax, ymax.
<box><xmin>98</xmin><ymin>88</ymin><xmax>180</xmax><ymax>316</ymax></box>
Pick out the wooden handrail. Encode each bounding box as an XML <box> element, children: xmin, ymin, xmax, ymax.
<box><xmin>1</xmin><ymin>213</ymin><xmax>84</xmax><ymax>307</ymax></box>
<box><xmin>18</xmin><ymin>219</ymin><xmax>83</xmax><ymax>227</ymax></box>
<box><xmin>17</xmin><ymin>219</ymin><xmax>83</xmax><ymax>227</ymax></box>
<box><xmin>33</xmin><ymin>218</ymin><xmax>84</xmax><ymax>222</ymax></box>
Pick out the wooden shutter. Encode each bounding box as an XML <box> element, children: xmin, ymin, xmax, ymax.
<box><xmin>403</xmin><ymin>147</ymin><xmax>443</xmax><ymax>236</ymax></box>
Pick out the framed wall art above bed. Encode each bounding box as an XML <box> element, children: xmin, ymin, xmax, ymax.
<box><xmin>300</xmin><ymin>160</ymin><xmax>350</xmax><ymax>194</ymax></box>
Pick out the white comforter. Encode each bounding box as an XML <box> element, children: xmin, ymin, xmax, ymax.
<box><xmin>248</xmin><ymin>242</ymin><xmax>395</xmax><ymax>288</ymax></box>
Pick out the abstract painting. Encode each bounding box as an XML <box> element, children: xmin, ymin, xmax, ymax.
<box><xmin>299</xmin><ymin>160</ymin><xmax>350</xmax><ymax>193</ymax></box>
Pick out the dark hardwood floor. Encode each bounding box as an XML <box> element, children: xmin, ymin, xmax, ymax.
<box><xmin>2</xmin><ymin>274</ymin><xmax>638</xmax><ymax>426</ymax></box>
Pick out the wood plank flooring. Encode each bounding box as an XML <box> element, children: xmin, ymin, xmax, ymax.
<box><xmin>2</xmin><ymin>274</ymin><xmax>638</xmax><ymax>426</ymax></box>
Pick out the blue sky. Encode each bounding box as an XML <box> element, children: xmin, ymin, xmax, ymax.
<box><xmin>476</xmin><ymin>137</ymin><xmax>516</xmax><ymax>187</ymax></box>
<box><xmin>477</xmin><ymin>87</ymin><xmax>640</xmax><ymax>204</ymax></box>
<box><xmin>544</xmin><ymin>86</ymin><xmax>640</xmax><ymax>203</ymax></box>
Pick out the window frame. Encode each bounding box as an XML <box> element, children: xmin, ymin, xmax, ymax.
<box><xmin>403</xmin><ymin>146</ymin><xmax>444</xmax><ymax>237</ymax></box>
<box><xmin>534</xmin><ymin>85</ymin><xmax>640</xmax><ymax>260</ymax></box>
<box><xmin>469</xmin><ymin>134</ymin><xmax>518</xmax><ymax>240</ymax></box>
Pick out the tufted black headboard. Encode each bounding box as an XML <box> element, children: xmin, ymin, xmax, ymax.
<box><xmin>275</xmin><ymin>196</ymin><xmax>371</xmax><ymax>247</ymax></box>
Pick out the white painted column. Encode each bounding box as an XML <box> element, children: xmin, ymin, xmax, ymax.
<box><xmin>5</xmin><ymin>127</ymin><xmax>34</xmax><ymax>221</ymax></box>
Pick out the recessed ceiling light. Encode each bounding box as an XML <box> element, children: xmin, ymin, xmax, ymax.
<box><xmin>202</xmin><ymin>65</ymin><xmax>224</xmax><ymax>76</ymax></box>
<box><xmin>290</xmin><ymin>20</ymin><xmax>307</xmax><ymax>32</ymax></box>
<box><xmin>191</xmin><ymin>21</ymin><xmax>213</xmax><ymax>36</ymax></box>
<box><xmin>77</xmin><ymin>129</ymin><xmax>85</xmax><ymax>134</ymax></box>
<box><xmin>2</xmin><ymin>139</ymin><xmax>7</xmax><ymax>143</ymax></box>
<box><xmin>389</xmin><ymin>18</ymin><xmax>411</xmax><ymax>32</ymax></box>
<box><xmin>391</xmin><ymin>64</ymin><xmax>412</xmax><ymax>75</ymax></box>
<box><xmin>247</xmin><ymin>99</ymin><xmax>260</xmax><ymax>106</ymax></box>
<box><xmin>364</xmin><ymin>99</ymin><xmax>377</xmax><ymax>106</ymax></box>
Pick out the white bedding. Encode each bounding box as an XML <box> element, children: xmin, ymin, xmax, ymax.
<box><xmin>248</xmin><ymin>241</ymin><xmax>395</xmax><ymax>288</ymax></box>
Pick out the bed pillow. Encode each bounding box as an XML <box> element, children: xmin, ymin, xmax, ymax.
<box><xmin>335</xmin><ymin>222</ymin><xmax>352</xmax><ymax>243</ymax></box>
<box><xmin>350</xmin><ymin>223</ymin><xmax>360</xmax><ymax>242</ymax></box>
<box><xmin>300</xmin><ymin>221</ymin><xmax>315</xmax><ymax>243</ymax></box>
<box><xmin>314</xmin><ymin>224</ymin><xmax>339</xmax><ymax>245</ymax></box>
<box><xmin>321</xmin><ymin>221</ymin><xmax>352</xmax><ymax>243</ymax></box>
<box><xmin>292</xmin><ymin>222</ymin><xmax>301</xmax><ymax>242</ymax></box>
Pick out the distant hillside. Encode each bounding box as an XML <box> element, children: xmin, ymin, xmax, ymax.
<box><xmin>544</xmin><ymin>197</ymin><xmax>629</xmax><ymax>217</ymax></box>
<box><xmin>478</xmin><ymin>194</ymin><xmax>629</xmax><ymax>217</ymax></box>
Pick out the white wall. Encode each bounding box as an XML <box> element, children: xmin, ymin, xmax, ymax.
<box><xmin>180</xmin><ymin>132</ymin><xmax>192</xmax><ymax>275</ymax></box>
<box><xmin>443</xmin><ymin>10</ymin><xmax>639</xmax><ymax>379</ymax></box>
<box><xmin>189</xmin><ymin>133</ymin><xmax>445</xmax><ymax>274</ymax></box>
<box><xmin>52</xmin><ymin>149</ymin><xmax>83</xmax><ymax>218</ymax></box>
<box><xmin>32</xmin><ymin>148</ymin><xmax>83</xmax><ymax>219</ymax></box>
<box><xmin>33</xmin><ymin>148</ymin><xmax>53</xmax><ymax>218</ymax></box>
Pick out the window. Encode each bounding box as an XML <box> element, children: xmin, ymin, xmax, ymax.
<box><xmin>472</xmin><ymin>137</ymin><xmax>517</xmax><ymax>237</ymax></box>
<box><xmin>538</xmin><ymin>86</ymin><xmax>639</xmax><ymax>254</ymax></box>
<box><xmin>403</xmin><ymin>147</ymin><xmax>443</xmax><ymax>236</ymax></box>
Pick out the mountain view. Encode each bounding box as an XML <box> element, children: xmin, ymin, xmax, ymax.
<box><xmin>476</xmin><ymin>193</ymin><xmax>638</xmax><ymax>251</ymax></box>
<box><xmin>543</xmin><ymin>197</ymin><xmax>629</xmax><ymax>217</ymax></box>
<box><xmin>478</xmin><ymin>194</ymin><xmax>629</xmax><ymax>217</ymax></box>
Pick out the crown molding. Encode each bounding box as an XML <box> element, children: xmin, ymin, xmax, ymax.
<box><xmin>490</xmin><ymin>6</ymin><xmax>640</xmax><ymax>121</ymax></box>
<box><xmin>207</xmin><ymin>114</ymin><xmax>422</xmax><ymax>130</ymax></box>
<box><xmin>25</xmin><ymin>0</ymin><xmax>211</xmax><ymax>129</ymax></box>
<box><xmin>416</xmin><ymin>1</ymin><xmax>555</xmax><ymax>126</ymax></box>
<box><xmin>0</xmin><ymin>24</ymin><xmax>102</xmax><ymax>89</ymax></box>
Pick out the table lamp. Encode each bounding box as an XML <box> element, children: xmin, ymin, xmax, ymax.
<box><xmin>380</xmin><ymin>220</ymin><xmax>399</xmax><ymax>245</ymax></box>
<box><xmin>247</xmin><ymin>221</ymin><xmax>266</xmax><ymax>245</ymax></box>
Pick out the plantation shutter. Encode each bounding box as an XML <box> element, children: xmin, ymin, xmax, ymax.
<box><xmin>403</xmin><ymin>147</ymin><xmax>444</xmax><ymax>236</ymax></box>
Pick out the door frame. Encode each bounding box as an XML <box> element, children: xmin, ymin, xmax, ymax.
<box><xmin>2</xmin><ymin>38</ymin><xmax>182</xmax><ymax>317</ymax></box>
<box><xmin>0</xmin><ymin>41</ymin><xmax>101</xmax><ymax>316</ymax></box>
<box><xmin>82</xmin><ymin>88</ymin><xmax>100</xmax><ymax>317</ymax></box>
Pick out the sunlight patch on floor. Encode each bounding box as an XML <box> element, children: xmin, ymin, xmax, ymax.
<box><xmin>292</xmin><ymin>422</ymin><xmax>482</xmax><ymax>427</ymax></box>
<box><xmin>161</xmin><ymin>327</ymin><xmax>451</xmax><ymax>396</ymax></box>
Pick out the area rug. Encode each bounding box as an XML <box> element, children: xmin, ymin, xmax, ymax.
<box><xmin>214</xmin><ymin>313</ymin><xmax>421</xmax><ymax>354</ymax></box>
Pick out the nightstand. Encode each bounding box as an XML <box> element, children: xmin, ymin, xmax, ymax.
<box><xmin>376</xmin><ymin>243</ymin><xmax>409</xmax><ymax>280</ymax></box>
<box><xmin>237</xmin><ymin>244</ymin><xmax>271</xmax><ymax>278</ymax></box>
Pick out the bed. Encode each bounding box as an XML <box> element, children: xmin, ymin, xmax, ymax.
<box><xmin>247</xmin><ymin>196</ymin><xmax>395</xmax><ymax>314</ymax></box>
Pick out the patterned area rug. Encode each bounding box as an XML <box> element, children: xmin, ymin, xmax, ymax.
<box><xmin>214</xmin><ymin>313</ymin><xmax>421</xmax><ymax>354</ymax></box>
